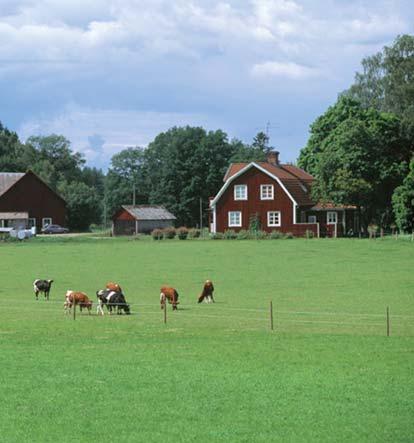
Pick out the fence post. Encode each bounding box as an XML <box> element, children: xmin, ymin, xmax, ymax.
<box><xmin>164</xmin><ymin>303</ymin><xmax>167</xmax><ymax>324</ymax></box>
<box><xmin>270</xmin><ymin>301</ymin><xmax>274</xmax><ymax>331</ymax></box>
<box><xmin>73</xmin><ymin>301</ymin><xmax>76</xmax><ymax>321</ymax></box>
<box><xmin>386</xmin><ymin>306</ymin><xmax>390</xmax><ymax>337</ymax></box>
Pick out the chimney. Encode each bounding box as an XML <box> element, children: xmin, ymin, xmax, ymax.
<box><xmin>267</xmin><ymin>150</ymin><xmax>280</xmax><ymax>166</ymax></box>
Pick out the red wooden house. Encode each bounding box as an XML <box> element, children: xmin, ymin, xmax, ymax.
<box><xmin>209</xmin><ymin>151</ymin><xmax>358</xmax><ymax>237</ymax></box>
<box><xmin>0</xmin><ymin>171</ymin><xmax>66</xmax><ymax>231</ymax></box>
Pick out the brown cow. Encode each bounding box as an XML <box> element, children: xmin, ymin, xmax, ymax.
<box><xmin>64</xmin><ymin>290</ymin><xmax>93</xmax><ymax>314</ymax></box>
<box><xmin>198</xmin><ymin>280</ymin><xmax>215</xmax><ymax>303</ymax></box>
<box><xmin>106</xmin><ymin>282</ymin><xmax>122</xmax><ymax>293</ymax></box>
<box><xmin>160</xmin><ymin>286</ymin><xmax>179</xmax><ymax>311</ymax></box>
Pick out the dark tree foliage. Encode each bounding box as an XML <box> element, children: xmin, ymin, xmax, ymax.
<box><xmin>144</xmin><ymin>126</ymin><xmax>235</xmax><ymax>226</ymax></box>
<box><xmin>392</xmin><ymin>158</ymin><xmax>414</xmax><ymax>232</ymax></box>
<box><xmin>299</xmin><ymin>97</ymin><xmax>411</xmax><ymax>228</ymax></box>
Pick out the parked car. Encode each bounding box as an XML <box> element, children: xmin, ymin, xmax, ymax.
<box><xmin>41</xmin><ymin>224</ymin><xmax>69</xmax><ymax>234</ymax></box>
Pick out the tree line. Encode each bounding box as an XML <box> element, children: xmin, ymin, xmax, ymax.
<box><xmin>0</xmin><ymin>123</ymin><xmax>269</xmax><ymax>230</ymax></box>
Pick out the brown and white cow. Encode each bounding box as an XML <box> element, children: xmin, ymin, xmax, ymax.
<box><xmin>160</xmin><ymin>286</ymin><xmax>179</xmax><ymax>311</ymax></box>
<box><xmin>197</xmin><ymin>280</ymin><xmax>215</xmax><ymax>303</ymax></box>
<box><xmin>64</xmin><ymin>290</ymin><xmax>93</xmax><ymax>314</ymax></box>
<box><xmin>106</xmin><ymin>282</ymin><xmax>122</xmax><ymax>293</ymax></box>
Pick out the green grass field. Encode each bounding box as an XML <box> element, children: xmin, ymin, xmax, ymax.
<box><xmin>0</xmin><ymin>236</ymin><xmax>413</xmax><ymax>442</ymax></box>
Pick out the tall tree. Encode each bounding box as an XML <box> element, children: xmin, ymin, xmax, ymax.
<box><xmin>392</xmin><ymin>158</ymin><xmax>414</xmax><ymax>232</ymax></box>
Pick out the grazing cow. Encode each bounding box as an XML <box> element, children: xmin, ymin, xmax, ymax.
<box><xmin>33</xmin><ymin>279</ymin><xmax>54</xmax><ymax>300</ymax></box>
<box><xmin>160</xmin><ymin>286</ymin><xmax>179</xmax><ymax>311</ymax></box>
<box><xmin>96</xmin><ymin>289</ymin><xmax>130</xmax><ymax>315</ymax></box>
<box><xmin>64</xmin><ymin>290</ymin><xmax>92</xmax><ymax>314</ymax></box>
<box><xmin>106</xmin><ymin>282</ymin><xmax>122</xmax><ymax>293</ymax></box>
<box><xmin>197</xmin><ymin>280</ymin><xmax>215</xmax><ymax>304</ymax></box>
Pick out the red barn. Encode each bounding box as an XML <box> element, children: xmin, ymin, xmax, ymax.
<box><xmin>210</xmin><ymin>151</ymin><xmax>358</xmax><ymax>237</ymax></box>
<box><xmin>0</xmin><ymin>171</ymin><xmax>66</xmax><ymax>231</ymax></box>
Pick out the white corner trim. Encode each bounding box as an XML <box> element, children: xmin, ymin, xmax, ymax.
<box><xmin>210</xmin><ymin>162</ymin><xmax>298</xmax><ymax>208</ymax></box>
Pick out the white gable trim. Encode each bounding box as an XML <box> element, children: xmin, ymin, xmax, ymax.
<box><xmin>210</xmin><ymin>162</ymin><xmax>298</xmax><ymax>208</ymax></box>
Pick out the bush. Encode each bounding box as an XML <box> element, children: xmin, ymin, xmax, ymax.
<box><xmin>305</xmin><ymin>230</ymin><xmax>314</xmax><ymax>239</ymax></box>
<box><xmin>177</xmin><ymin>226</ymin><xmax>189</xmax><ymax>240</ymax></box>
<box><xmin>151</xmin><ymin>229</ymin><xmax>163</xmax><ymax>240</ymax></box>
<box><xmin>223</xmin><ymin>229</ymin><xmax>237</xmax><ymax>239</ymax></box>
<box><xmin>188</xmin><ymin>228</ymin><xmax>201</xmax><ymax>239</ymax></box>
<box><xmin>211</xmin><ymin>232</ymin><xmax>224</xmax><ymax>240</ymax></box>
<box><xmin>162</xmin><ymin>227</ymin><xmax>176</xmax><ymax>239</ymax></box>
<box><xmin>249</xmin><ymin>230</ymin><xmax>268</xmax><ymax>240</ymax></box>
<box><xmin>269</xmin><ymin>230</ymin><xmax>284</xmax><ymax>239</ymax></box>
<box><xmin>285</xmin><ymin>232</ymin><xmax>294</xmax><ymax>239</ymax></box>
<box><xmin>237</xmin><ymin>229</ymin><xmax>250</xmax><ymax>240</ymax></box>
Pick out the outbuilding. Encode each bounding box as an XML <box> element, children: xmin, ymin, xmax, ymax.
<box><xmin>112</xmin><ymin>205</ymin><xmax>176</xmax><ymax>235</ymax></box>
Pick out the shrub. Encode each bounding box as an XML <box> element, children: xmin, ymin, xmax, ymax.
<box><xmin>162</xmin><ymin>227</ymin><xmax>176</xmax><ymax>239</ymax></box>
<box><xmin>237</xmin><ymin>229</ymin><xmax>249</xmax><ymax>240</ymax></box>
<box><xmin>151</xmin><ymin>229</ymin><xmax>163</xmax><ymax>240</ymax></box>
<box><xmin>269</xmin><ymin>230</ymin><xmax>284</xmax><ymax>239</ymax></box>
<box><xmin>223</xmin><ymin>229</ymin><xmax>237</xmax><ymax>239</ymax></box>
<box><xmin>305</xmin><ymin>230</ymin><xmax>314</xmax><ymax>239</ymax></box>
<box><xmin>284</xmin><ymin>232</ymin><xmax>294</xmax><ymax>239</ymax></box>
<box><xmin>188</xmin><ymin>228</ymin><xmax>201</xmax><ymax>239</ymax></box>
<box><xmin>250</xmin><ymin>230</ymin><xmax>268</xmax><ymax>240</ymax></box>
<box><xmin>211</xmin><ymin>232</ymin><xmax>224</xmax><ymax>240</ymax></box>
<box><xmin>177</xmin><ymin>226</ymin><xmax>189</xmax><ymax>240</ymax></box>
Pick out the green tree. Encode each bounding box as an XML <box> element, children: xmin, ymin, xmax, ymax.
<box><xmin>346</xmin><ymin>34</ymin><xmax>414</xmax><ymax>144</ymax></box>
<box><xmin>392</xmin><ymin>158</ymin><xmax>414</xmax><ymax>232</ymax></box>
<box><xmin>105</xmin><ymin>147</ymin><xmax>147</xmax><ymax>220</ymax></box>
<box><xmin>302</xmin><ymin>97</ymin><xmax>411</xmax><ymax>228</ymax></box>
<box><xmin>58</xmin><ymin>181</ymin><xmax>102</xmax><ymax>230</ymax></box>
<box><xmin>0</xmin><ymin>121</ymin><xmax>35</xmax><ymax>171</ymax></box>
<box><xmin>144</xmin><ymin>126</ymin><xmax>235</xmax><ymax>226</ymax></box>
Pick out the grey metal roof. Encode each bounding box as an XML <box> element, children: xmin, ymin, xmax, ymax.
<box><xmin>0</xmin><ymin>173</ymin><xmax>25</xmax><ymax>197</ymax></box>
<box><xmin>123</xmin><ymin>205</ymin><xmax>176</xmax><ymax>220</ymax></box>
<box><xmin>0</xmin><ymin>212</ymin><xmax>29</xmax><ymax>219</ymax></box>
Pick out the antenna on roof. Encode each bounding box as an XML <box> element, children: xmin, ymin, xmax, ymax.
<box><xmin>255</xmin><ymin>121</ymin><xmax>279</xmax><ymax>148</ymax></box>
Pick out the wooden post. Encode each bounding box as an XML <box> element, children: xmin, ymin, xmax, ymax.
<box><xmin>73</xmin><ymin>300</ymin><xmax>76</xmax><ymax>321</ymax></box>
<box><xmin>164</xmin><ymin>303</ymin><xmax>167</xmax><ymax>324</ymax></box>
<box><xmin>386</xmin><ymin>306</ymin><xmax>390</xmax><ymax>337</ymax></box>
<box><xmin>270</xmin><ymin>300</ymin><xmax>274</xmax><ymax>331</ymax></box>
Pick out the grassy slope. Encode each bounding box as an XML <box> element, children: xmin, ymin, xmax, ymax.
<box><xmin>0</xmin><ymin>237</ymin><xmax>413</xmax><ymax>442</ymax></box>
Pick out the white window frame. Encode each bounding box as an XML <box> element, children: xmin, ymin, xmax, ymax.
<box><xmin>260</xmin><ymin>184</ymin><xmax>274</xmax><ymax>200</ymax></box>
<box><xmin>267</xmin><ymin>211</ymin><xmax>281</xmax><ymax>227</ymax></box>
<box><xmin>42</xmin><ymin>217</ymin><xmax>52</xmax><ymax>228</ymax></box>
<box><xmin>28</xmin><ymin>218</ymin><xmax>36</xmax><ymax>228</ymax></box>
<box><xmin>327</xmin><ymin>211</ymin><xmax>337</xmax><ymax>224</ymax></box>
<box><xmin>228</xmin><ymin>211</ymin><xmax>242</xmax><ymax>227</ymax></box>
<box><xmin>234</xmin><ymin>184</ymin><xmax>247</xmax><ymax>201</ymax></box>
<box><xmin>308</xmin><ymin>215</ymin><xmax>317</xmax><ymax>223</ymax></box>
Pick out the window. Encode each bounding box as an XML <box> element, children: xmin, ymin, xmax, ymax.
<box><xmin>327</xmin><ymin>211</ymin><xmax>337</xmax><ymax>224</ymax></box>
<box><xmin>228</xmin><ymin>211</ymin><xmax>242</xmax><ymax>227</ymax></box>
<box><xmin>42</xmin><ymin>217</ymin><xmax>52</xmax><ymax>228</ymax></box>
<box><xmin>28</xmin><ymin>218</ymin><xmax>36</xmax><ymax>228</ymax></box>
<box><xmin>234</xmin><ymin>185</ymin><xmax>247</xmax><ymax>200</ymax></box>
<box><xmin>267</xmin><ymin>211</ymin><xmax>281</xmax><ymax>227</ymax></box>
<box><xmin>308</xmin><ymin>215</ymin><xmax>317</xmax><ymax>223</ymax></box>
<box><xmin>260</xmin><ymin>184</ymin><xmax>274</xmax><ymax>200</ymax></box>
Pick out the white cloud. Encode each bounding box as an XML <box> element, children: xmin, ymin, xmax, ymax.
<box><xmin>18</xmin><ymin>104</ymin><xmax>218</xmax><ymax>168</ymax></box>
<box><xmin>251</xmin><ymin>61</ymin><xmax>320</xmax><ymax>79</ymax></box>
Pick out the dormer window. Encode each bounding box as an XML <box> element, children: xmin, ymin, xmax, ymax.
<box><xmin>234</xmin><ymin>184</ymin><xmax>247</xmax><ymax>200</ymax></box>
<box><xmin>260</xmin><ymin>184</ymin><xmax>274</xmax><ymax>200</ymax></box>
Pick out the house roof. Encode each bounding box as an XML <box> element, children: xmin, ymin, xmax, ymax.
<box><xmin>222</xmin><ymin>162</ymin><xmax>315</xmax><ymax>206</ymax></box>
<box><xmin>0</xmin><ymin>173</ymin><xmax>25</xmax><ymax>197</ymax></box>
<box><xmin>122</xmin><ymin>205</ymin><xmax>177</xmax><ymax>220</ymax></box>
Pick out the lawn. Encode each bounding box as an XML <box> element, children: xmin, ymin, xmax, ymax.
<box><xmin>0</xmin><ymin>236</ymin><xmax>413</xmax><ymax>442</ymax></box>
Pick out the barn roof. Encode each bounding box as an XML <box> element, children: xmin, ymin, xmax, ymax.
<box><xmin>0</xmin><ymin>173</ymin><xmax>25</xmax><ymax>197</ymax></box>
<box><xmin>221</xmin><ymin>162</ymin><xmax>315</xmax><ymax>206</ymax></box>
<box><xmin>121</xmin><ymin>205</ymin><xmax>177</xmax><ymax>220</ymax></box>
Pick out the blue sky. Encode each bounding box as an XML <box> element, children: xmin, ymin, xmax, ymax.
<box><xmin>1</xmin><ymin>0</ymin><xmax>413</xmax><ymax>169</ymax></box>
